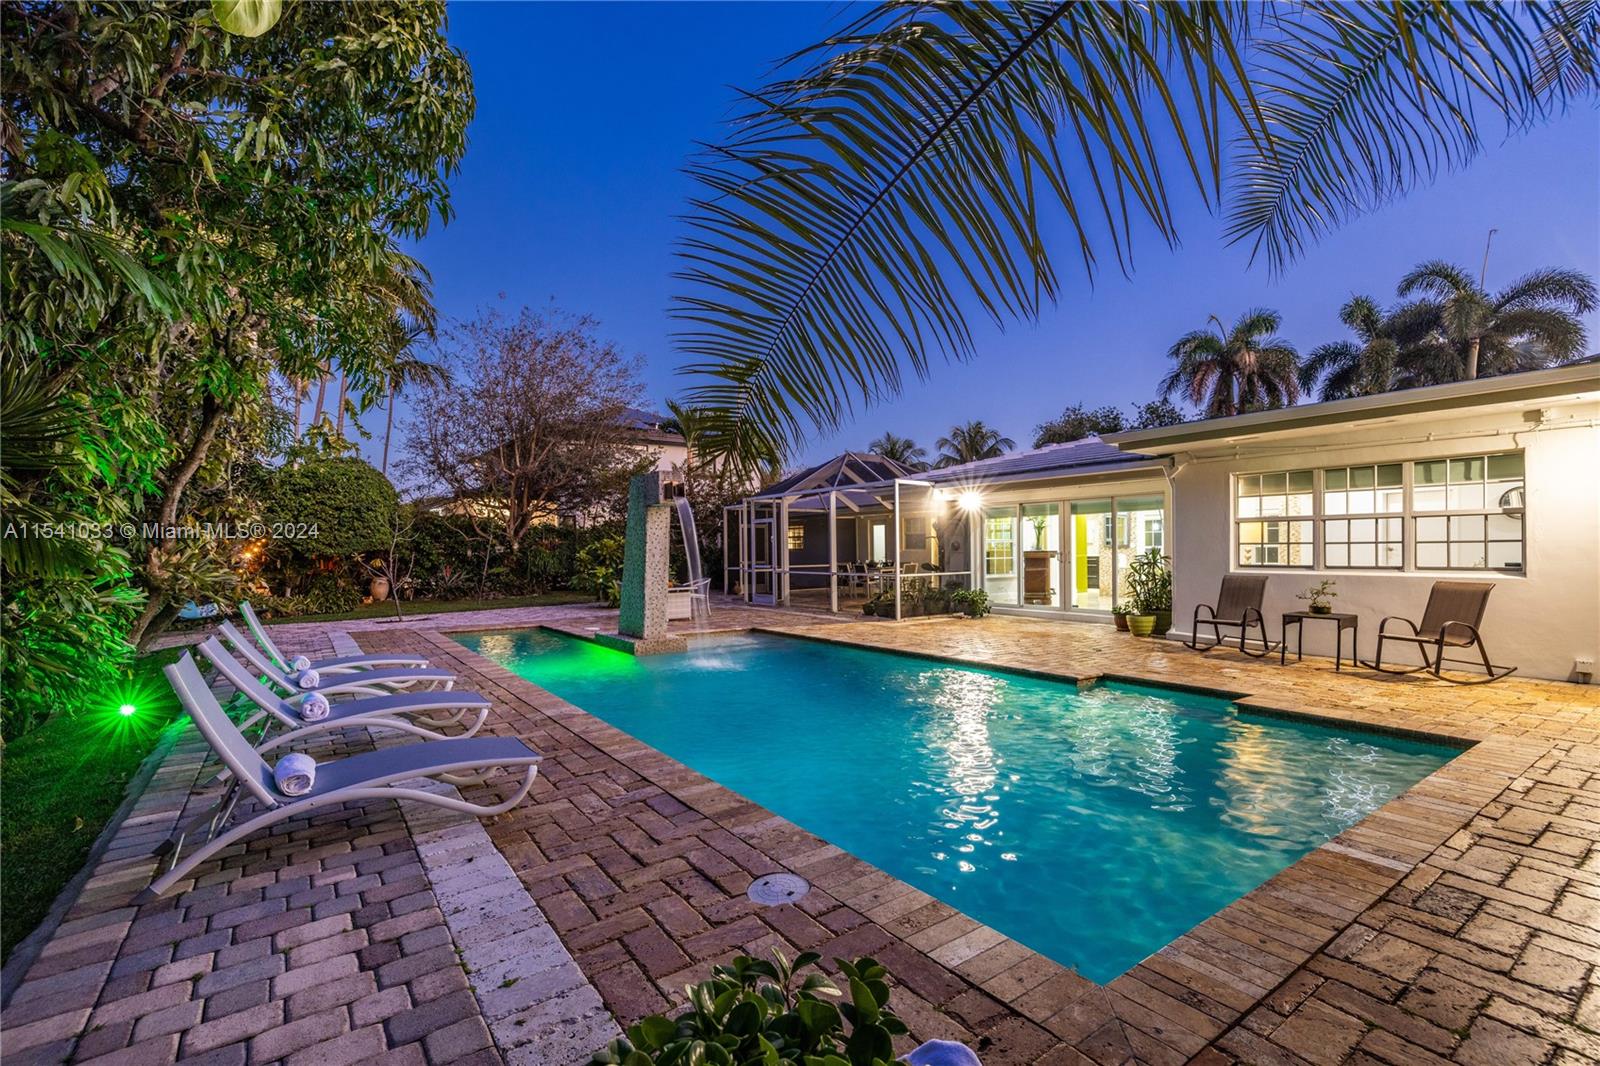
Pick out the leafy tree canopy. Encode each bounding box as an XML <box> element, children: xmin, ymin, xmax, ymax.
<box><xmin>0</xmin><ymin>1</ymin><xmax>472</xmax><ymax>732</ymax></box>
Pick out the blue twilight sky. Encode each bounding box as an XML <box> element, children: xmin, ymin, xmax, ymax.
<box><xmin>379</xmin><ymin>1</ymin><xmax>1600</xmax><ymax>470</ymax></box>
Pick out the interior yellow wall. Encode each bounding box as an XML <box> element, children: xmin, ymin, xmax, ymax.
<box><xmin>1073</xmin><ymin>515</ymin><xmax>1088</xmax><ymax>592</ymax></box>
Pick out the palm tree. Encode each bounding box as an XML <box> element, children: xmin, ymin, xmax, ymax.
<box><xmin>1396</xmin><ymin>261</ymin><xmax>1596</xmax><ymax>381</ymax></box>
<box><xmin>669</xmin><ymin>4</ymin><xmax>1596</xmax><ymax>467</ymax></box>
<box><xmin>934</xmin><ymin>421</ymin><xmax>1015</xmax><ymax>469</ymax></box>
<box><xmin>1162</xmin><ymin>310</ymin><xmax>1300</xmax><ymax>418</ymax></box>
<box><xmin>1300</xmin><ymin>296</ymin><xmax>1405</xmax><ymax>401</ymax></box>
<box><xmin>380</xmin><ymin>318</ymin><xmax>450</xmax><ymax>475</ymax></box>
<box><xmin>867</xmin><ymin>432</ymin><xmax>927</xmax><ymax>470</ymax></box>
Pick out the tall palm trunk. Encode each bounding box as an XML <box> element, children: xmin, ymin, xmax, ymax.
<box><xmin>292</xmin><ymin>377</ymin><xmax>308</xmax><ymax>439</ymax></box>
<box><xmin>381</xmin><ymin>382</ymin><xmax>396</xmax><ymax>473</ymax></box>
<box><xmin>335</xmin><ymin>368</ymin><xmax>348</xmax><ymax>436</ymax></box>
<box><xmin>311</xmin><ymin>362</ymin><xmax>331</xmax><ymax>425</ymax></box>
<box><xmin>1465</xmin><ymin>336</ymin><xmax>1481</xmax><ymax>380</ymax></box>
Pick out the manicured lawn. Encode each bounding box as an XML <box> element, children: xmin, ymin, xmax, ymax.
<box><xmin>1</xmin><ymin>649</ymin><xmax>184</xmax><ymax>962</ymax></box>
<box><xmin>260</xmin><ymin>591</ymin><xmax>596</xmax><ymax>625</ymax></box>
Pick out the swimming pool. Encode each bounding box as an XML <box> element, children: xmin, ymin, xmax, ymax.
<box><xmin>457</xmin><ymin>628</ymin><xmax>1455</xmax><ymax>982</ymax></box>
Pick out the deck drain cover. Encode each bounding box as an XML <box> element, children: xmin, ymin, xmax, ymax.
<box><xmin>748</xmin><ymin>873</ymin><xmax>810</xmax><ymax>906</ymax></box>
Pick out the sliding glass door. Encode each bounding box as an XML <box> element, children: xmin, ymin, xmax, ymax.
<box><xmin>981</xmin><ymin>507</ymin><xmax>1019</xmax><ymax>606</ymax></box>
<box><xmin>1069</xmin><ymin>500</ymin><xmax>1111</xmax><ymax>609</ymax></box>
<box><xmin>1112</xmin><ymin>495</ymin><xmax>1165</xmax><ymax>611</ymax></box>
<box><xmin>1020</xmin><ymin>503</ymin><xmax>1061</xmax><ymax>607</ymax></box>
<box><xmin>982</xmin><ymin>495</ymin><xmax>1166</xmax><ymax>615</ymax></box>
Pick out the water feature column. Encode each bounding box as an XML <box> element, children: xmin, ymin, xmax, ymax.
<box><xmin>602</xmin><ymin>471</ymin><xmax>688</xmax><ymax>655</ymax></box>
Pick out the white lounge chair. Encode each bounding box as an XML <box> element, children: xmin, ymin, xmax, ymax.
<box><xmin>217</xmin><ymin>621</ymin><xmax>454</xmax><ymax>699</ymax></box>
<box><xmin>239</xmin><ymin>601</ymin><xmax>430</xmax><ymax>674</ymax></box>
<box><xmin>198</xmin><ymin>638</ymin><xmax>491</xmax><ymax>753</ymax></box>
<box><xmin>143</xmin><ymin>653</ymin><xmax>540</xmax><ymax>901</ymax></box>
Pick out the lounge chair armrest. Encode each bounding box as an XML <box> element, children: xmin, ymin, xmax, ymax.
<box><xmin>1194</xmin><ymin>603</ymin><xmax>1218</xmax><ymax>620</ymax></box>
<box><xmin>1377</xmin><ymin>615</ymin><xmax>1419</xmax><ymax>636</ymax></box>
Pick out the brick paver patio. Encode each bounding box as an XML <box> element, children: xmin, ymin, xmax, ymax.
<box><xmin>3</xmin><ymin>603</ymin><xmax>1596</xmax><ymax>1066</ymax></box>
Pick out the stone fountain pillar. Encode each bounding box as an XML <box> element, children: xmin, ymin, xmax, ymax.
<box><xmin>601</xmin><ymin>471</ymin><xmax>688</xmax><ymax>655</ymax></box>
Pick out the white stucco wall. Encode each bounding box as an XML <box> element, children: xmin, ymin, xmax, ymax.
<box><xmin>1166</xmin><ymin>401</ymin><xmax>1600</xmax><ymax>682</ymax></box>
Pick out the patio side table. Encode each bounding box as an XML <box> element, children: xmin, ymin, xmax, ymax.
<box><xmin>1281</xmin><ymin>611</ymin><xmax>1359</xmax><ymax>671</ymax></box>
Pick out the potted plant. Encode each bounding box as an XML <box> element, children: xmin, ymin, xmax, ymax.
<box><xmin>1112</xmin><ymin>605</ymin><xmax>1130</xmax><ymax>631</ymax></box>
<box><xmin>1299</xmin><ymin>579</ymin><xmax>1337</xmax><ymax>615</ymax></box>
<box><xmin>367</xmin><ymin>559</ymin><xmax>391</xmax><ymax>603</ymax></box>
<box><xmin>1142</xmin><ymin>549</ymin><xmax>1174</xmax><ymax>635</ymax></box>
<box><xmin>1123</xmin><ymin>548</ymin><xmax>1171</xmax><ymax>638</ymax></box>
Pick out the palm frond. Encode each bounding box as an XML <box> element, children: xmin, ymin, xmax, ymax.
<box><xmin>675</xmin><ymin>1</ymin><xmax>1253</xmax><ymax>463</ymax></box>
<box><xmin>674</xmin><ymin>2</ymin><xmax>1597</xmax><ymax>463</ymax></box>
<box><xmin>1228</xmin><ymin>3</ymin><xmax>1592</xmax><ymax>273</ymax></box>
<box><xmin>1493</xmin><ymin>267</ymin><xmax>1598</xmax><ymax>314</ymax></box>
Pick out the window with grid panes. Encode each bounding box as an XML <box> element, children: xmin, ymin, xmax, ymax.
<box><xmin>1234</xmin><ymin>470</ymin><xmax>1314</xmax><ymax>567</ymax></box>
<box><xmin>1412</xmin><ymin>452</ymin><xmax>1524</xmax><ymax>571</ymax></box>
<box><xmin>1322</xmin><ymin>463</ymin><xmax>1403</xmax><ymax>568</ymax></box>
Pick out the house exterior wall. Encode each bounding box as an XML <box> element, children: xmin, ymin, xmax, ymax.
<box><xmin>647</xmin><ymin>440</ymin><xmax>690</xmax><ymax>477</ymax></box>
<box><xmin>1166</xmin><ymin>401</ymin><xmax>1599</xmax><ymax>683</ymax></box>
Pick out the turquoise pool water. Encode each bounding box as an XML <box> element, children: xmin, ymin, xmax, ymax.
<box><xmin>457</xmin><ymin>629</ymin><xmax>1454</xmax><ymax>982</ymax></box>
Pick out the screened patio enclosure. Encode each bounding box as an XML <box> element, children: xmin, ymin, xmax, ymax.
<box><xmin>722</xmin><ymin>453</ymin><xmax>975</xmax><ymax>615</ymax></box>
<box><xmin>726</xmin><ymin>440</ymin><xmax>1172</xmax><ymax>620</ymax></box>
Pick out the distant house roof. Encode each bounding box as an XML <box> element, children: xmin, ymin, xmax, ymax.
<box><xmin>1104</xmin><ymin>362</ymin><xmax>1600</xmax><ymax>454</ymax></box>
<box><xmin>619</xmin><ymin>407</ymin><xmax>685</xmax><ymax>446</ymax></box>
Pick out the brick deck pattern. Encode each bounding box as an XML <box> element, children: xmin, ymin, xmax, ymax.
<box><xmin>4</xmin><ymin>603</ymin><xmax>1597</xmax><ymax>1066</ymax></box>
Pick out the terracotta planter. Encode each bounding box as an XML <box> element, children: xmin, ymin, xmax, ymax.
<box><xmin>370</xmin><ymin>576</ymin><xmax>391</xmax><ymax>601</ymax></box>
<box><xmin>1114</xmin><ymin>613</ymin><xmax>1130</xmax><ymax>632</ymax></box>
<box><xmin>1127</xmin><ymin>614</ymin><xmax>1157</xmax><ymax>637</ymax></box>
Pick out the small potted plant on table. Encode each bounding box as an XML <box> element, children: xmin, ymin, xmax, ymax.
<box><xmin>1299</xmin><ymin>579</ymin><xmax>1337</xmax><ymax>615</ymax></box>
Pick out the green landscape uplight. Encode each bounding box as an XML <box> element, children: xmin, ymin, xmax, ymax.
<box><xmin>118</xmin><ymin>703</ymin><xmax>138</xmax><ymax>717</ymax></box>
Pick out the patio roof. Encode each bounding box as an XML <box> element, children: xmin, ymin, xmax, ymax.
<box><xmin>746</xmin><ymin>436</ymin><xmax>1165</xmax><ymax>503</ymax></box>
<box><xmin>751</xmin><ymin>451</ymin><xmax>919</xmax><ymax>500</ymax></box>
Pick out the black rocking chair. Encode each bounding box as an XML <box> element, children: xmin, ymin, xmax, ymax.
<box><xmin>1186</xmin><ymin>574</ymin><xmax>1277</xmax><ymax>657</ymax></box>
<box><xmin>1362</xmin><ymin>580</ymin><xmax>1516</xmax><ymax>684</ymax></box>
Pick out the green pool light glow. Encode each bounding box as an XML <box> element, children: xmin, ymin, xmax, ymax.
<box><xmin>118</xmin><ymin>703</ymin><xmax>137</xmax><ymax>717</ymax></box>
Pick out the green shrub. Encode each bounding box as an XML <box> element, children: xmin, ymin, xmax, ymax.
<box><xmin>591</xmin><ymin>952</ymin><xmax>906</xmax><ymax>1066</ymax></box>
<box><xmin>264</xmin><ymin>456</ymin><xmax>398</xmax><ymax>567</ymax></box>
<box><xmin>575</xmin><ymin>534</ymin><xmax>625</xmax><ymax>607</ymax></box>
<box><xmin>303</xmin><ymin>572</ymin><xmax>362</xmax><ymax>614</ymax></box>
<box><xmin>950</xmin><ymin>588</ymin><xmax>991</xmax><ymax>618</ymax></box>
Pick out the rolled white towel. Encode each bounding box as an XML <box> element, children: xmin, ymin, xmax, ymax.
<box><xmin>298</xmin><ymin>692</ymin><xmax>331</xmax><ymax>722</ymax></box>
<box><xmin>295</xmin><ymin>668</ymin><xmax>320</xmax><ymax>690</ymax></box>
<box><xmin>904</xmin><ymin>1042</ymin><xmax>981</xmax><ymax>1066</ymax></box>
<box><xmin>290</xmin><ymin>655</ymin><xmax>312</xmax><ymax>672</ymax></box>
<box><xmin>273</xmin><ymin>753</ymin><xmax>317</xmax><ymax>797</ymax></box>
